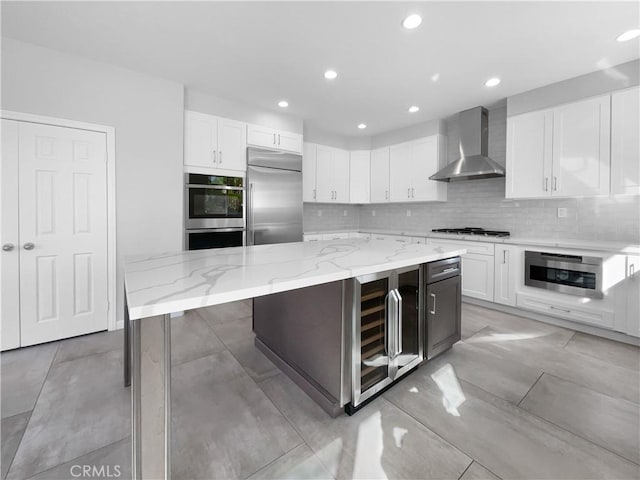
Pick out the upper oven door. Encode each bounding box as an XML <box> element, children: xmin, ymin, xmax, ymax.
<box><xmin>524</xmin><ymin>251</ymin><xmax>603</xmax><ymax>298</ymax></box>
<box><xmin>186</xmin><ymin>174</ymin><xmax>245</xmax><ymax>229</ymax></box>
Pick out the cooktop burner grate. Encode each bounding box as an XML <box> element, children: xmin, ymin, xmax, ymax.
<box><xmin>432</xmin><ymin>227</ymin><xmax>510</xmax><ymax>238</ymax></box>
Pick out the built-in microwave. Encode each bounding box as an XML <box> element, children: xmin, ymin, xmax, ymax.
<box><xmin>185</xmin><ymin>173</ymin><xmax>245</xmax><ymax>230</ymax></box>
<box><xmin>524</xmin><ymin>250</ymin><xmax>603</xmax><ymax>299</ymax></box>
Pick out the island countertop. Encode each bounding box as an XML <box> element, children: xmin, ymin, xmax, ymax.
<box><xmin>124</xmin><ymin>239</ymin><xmax>467</xmax><ymax>320</ymax></box>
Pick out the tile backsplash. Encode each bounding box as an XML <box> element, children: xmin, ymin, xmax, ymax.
<box><xmin>304</xmin><ymin>103</ymin><xmax>640</xmax><ymax>244</ymax></box>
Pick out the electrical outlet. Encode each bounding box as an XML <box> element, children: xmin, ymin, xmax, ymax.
<box><xmin>317</xmin><ymin>210</ymin><xmax>322</xmax><ymax>217</ymax></box>
<box><xmin>372</xmin><ymin>210</ymin><xmax>376</xmax><ymax>217</ymax></box>
<box><xmin>557</xmin><ymin>207</ymin><xmax>567</xmax><ymax>218</ymax></box>
<box><xmin>406</xmin><ymin>209</ymin><xmax>411</xmax><ymax>217</ymax></box>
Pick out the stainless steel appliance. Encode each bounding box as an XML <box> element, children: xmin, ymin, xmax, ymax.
<box><xmin>525</xmin><ymin>250</ymin><xmax>603</xmax><ymax>299</ymax></box>
<box><xmin>185</xmin><ymin>173</ymin><xmax>245</xmax><ymax>250</ymax></box>
<box><xmin>430</xmin><ymin>106</ymin><xmax>505</xmax><ymax>182</ymax></box>
<box><xmin>246</xmin><ymin>147</ymin><xmax>303</xmax><ymax>245</ymax></box>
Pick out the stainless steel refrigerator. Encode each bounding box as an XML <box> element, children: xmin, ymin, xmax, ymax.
<box><xmin>246</xmin><ymin>147</ymin><xmax>303</xmax><ymax>245</ymax></box>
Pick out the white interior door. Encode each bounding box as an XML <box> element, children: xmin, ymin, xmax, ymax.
<box><xmin>1</xmin><ymin>119</ymin><xmax>21</xmax><ymax>350</ymax></box>
<box><xmin>18</xmin><ymin>122</ymin><xmax>109</xmax><ymax>346</ymax></box>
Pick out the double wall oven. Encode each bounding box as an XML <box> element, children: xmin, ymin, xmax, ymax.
<box><xmin>185</xmin><ymin>173</ymin><xmax>245</xmax><ymax>250</ymax></box>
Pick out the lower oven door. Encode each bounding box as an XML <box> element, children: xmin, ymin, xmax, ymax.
<box><xmin>524</xmin><ymin>251</ymin><xmax>603</xmax><ymax>298</ymax></box>
<box><xmin>186</xmin><ymin>228</ymin><xmax>245</xmax><ymax>250</ymax></box>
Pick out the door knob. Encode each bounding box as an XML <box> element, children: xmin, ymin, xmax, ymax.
<box><xmin>2</xmin><ymin>243</ymin><xmax>14</xmax><ymax>252</ymax></box>
<box><xmin>23</xmin><ymin>242</ymin><xmax>35</xmax><ymax>250</ymax></box>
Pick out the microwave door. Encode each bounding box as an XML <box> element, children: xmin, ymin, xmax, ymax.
<box><xmin>247</xmin><ymin>165</ymin><xmax>303</xmax><ymax>245</ymax></box>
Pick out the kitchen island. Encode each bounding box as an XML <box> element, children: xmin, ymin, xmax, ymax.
<box><xmin>124</xmin><ymin>239</ymin><xmax>466</xmax><ymax>479</ymax></box>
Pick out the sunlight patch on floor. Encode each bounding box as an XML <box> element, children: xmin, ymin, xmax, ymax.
<box><xmin>431</xmin><ymin>363</ymin><xmax>466</xmax><ymax>417</ymax></box>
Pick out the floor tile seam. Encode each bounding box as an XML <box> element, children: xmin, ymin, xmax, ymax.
<box><xmin>1</xmin><ymin>410</ymin><xmax>32</xmax><ymax>480</ymax></box>
<box><xmin>240</xmin><ymin>442</ymin><xmax>309</xmax><ymax>480</ymax></box>
<box><xmin>516</xmin><ymin>371</ymin><xmax>545</xmax><ymax>407</ymax></box>
<box><xmin>561</xmin><ymin>331</ymin><xmax>577</xmax><ymax>350</ymax></box>
<box><xmin>6</xmin><ymin>342</ymin><xmax>61</xmax><ymax>479</ymax></box>
<box><xmin>53</xmin><ymin>347</ymin><xmax>121</xmax><ymax>367</ymax></box>
<box><xmin>539</xmin><ymin>371</ymin><xmax>640</xmax><ymax>408</ymax></box>
<box><xmin>516</xmin><ymin>400</ymin><xmax>640</xmax><ymax>467</ymax></box>
<box><xmin>0</xmin><ymin>410</ymin><xmax>31</xmax><ymax>424</ymax></box>
<box><xmin>22</xmin><ymin>435</ymin><xmax>131</xmax><ymax>480</ymax></box>
<box><xmin>382</xmin><ymin>395</ymin><xmax>480</xmax><ymax>475</ymax></box>
<box><xmin>171</xmin><ymin>344</ymin><xmax>228</xmax><ymax>368</ymax></box>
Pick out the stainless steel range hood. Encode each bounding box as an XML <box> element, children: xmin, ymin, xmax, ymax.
<box><xmin>430</xmin><ymin>106</ymin><xmax>505</xmax><ymax>182</ymax></box>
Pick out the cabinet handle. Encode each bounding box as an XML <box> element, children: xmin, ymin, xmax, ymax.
<box><xmin>412</xmin><ymin>187</ymin><xmax>415</xmax><ymax>198</ymax></box>
<box><xmin>630</xmin><ymin>264</ymin><xmax>635</xmax><ymax>279</ymax></box>
<box><xmin>384</xmin><ymin>292</ymin><xmax>391</xmax><ymax>356</ymax></box>
<box><xmin>550</xmin><ymin>305</ymin><xmax>571</xmax><ymax>313</ymax></box>
<box><xmin>430</xmin><ymin>293</ymin><xmax>436</xmax><ymax>315</ymax></box>
<box><xmin>544</xmin><ymin>177</ymin><xmax>549</xmax><ymax>192</ymax></box>
<box><xmin>313</xmin><ymin>189</ymin><xmax>316</xmax><ymax>200</ymax></box>
<box><xmin>395</xmin><ymin>288</ymin><xmax>403</xmax><ymax>357</ymax></box>
<box><xmin>553</xmin><ymin>177</ymin><xmax>558</xmax><ymax>191</ymax></box>
<box><xmin>213</xmin><ymin>150</ymin><xmax>217</xmax><ymax>163</ymax></box>
<box><xmin>385</xmin><ymin>190</ymin><xmax>388</xmax><ymax>200</ymax></box>
<box><xmin>278</xmin><ymin>134</ymin><xmax>281</xmax><ymax>145</ymax></box>
<box><xmin>407</xmin><ymin>188</ymin><xmax>411</xmax><ymax>198</ymax></box>
<box><xmin>273</xmin><ymin>133</ymin><xmax>276</xmax><ymax>145</ymax></box>
<box><xmin>503</xmin><ymin>250</ymin><xmax>507</xmax><ymax>264</ymax></box>
<box><xmin>219</xmin><ymin>151</ymin><xmax>222</xmax><ymax>164</ymax></box>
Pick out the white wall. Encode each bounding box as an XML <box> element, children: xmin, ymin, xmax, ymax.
<box><xmin>1</xmin><ymin>38</ymin><xmax>185</xmax><ymax>324</ymax></box>
<box><xmin>185</xmin><ymin>88</ymin><xmax>302</xmax><ymax>133</ymax></box>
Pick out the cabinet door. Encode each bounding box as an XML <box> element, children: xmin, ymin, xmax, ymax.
<box><xmin>370</xmin><ymin>147</ymin><xmax>390</xmax><ymax>202</ymax></box>
<box><xmin>1</xmin><ymin>120</ymin><xmax>20</xmax><ymax>351</ymax></box>
<box><xmin>552</xmin><ymin>95</ymin><xmax>610</xmax><ymax>197</ymax></box>
<box><xmin>277</xmin><ymin>131</ymin><xmax>303</xmax><ymax>154</ymax></box>
<box><xmin>389</xmin><ymin>142</ymin><xmax>412</xmax><ymax>202</ymax></box>
<box><xmin>302</xmin><ymin>142</ymin><xmax>317</xmax><ymax>202</ymax></box>
<box><xmin>426</xmin><ymin>276</ymin><xmax>461</xmax><ymax>360</ymax></box>
<box><xmin>349</xmin><ymin>150</ymin><xmax>370</xmax><ymax>204</ymax></box>
<box><xmin>410</xmin><ymin>136</ymin><xmax>439</xmax><ymax>201</ymax></box>
<box><xmin>506</xmin><ymin>109</ymin><xmax>552</xmax><ymax>198</ymax></box>
<box><xmin>462</xmin><ymin>254</ymin><xmax>494</xmax><ymax>301</ymax></box>
<box><xmin>217</xmin><ymin>118</ymin><xmax>246</xmax><ymax>171</ymax></box>
<box><xmin>494</xmin><ymin>245</ymin><xmax>516</xmax><ymax>306</ymax></box>
<box><xmin>626</xmin><ymin>255</ymin><xmax>640</xmax><ymax>337</ymax></box>
<box><xmin>184</xmin><ymin>111</ymin><xmax>218</xmax><ymax>168</ymax></box>
<box><xmin>332</xmin><ymin>148</ymin><xmax>350</xmax><ymax>203</ymax></box>
<box><xmin>315</xmin><ymin>145</ymin><xmax>334</xmax><ymax>202</ymax></box>
<box><xmin>611</xmin><ymin>87</ymin><xmax>640</xmax><ymax>196</ymax></box>
<box><xmin>396</xmin><ymin>268</ymin><xmax>422</xmax><ymax>372</ymax></box>
<box><xmin>247</xmin><ymin>124</ymin><xmax>277</xmax><ymax>149</ymax></box>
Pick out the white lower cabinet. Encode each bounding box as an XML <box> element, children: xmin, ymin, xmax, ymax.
<box><xmin>494</xmin><ymin>245</ymin><xmax>518</xmax><ymax>306</ymax></box>
<box><xmin>624</xmin><ymin>255</ymin><xmax>640</xmax><ymax>337</ymax></box>
<box><xmin>517</xmin><ymin>293</ymin><xmax>615</xmax><ymax>330</ymax></box>
<box><xmin>462</xmin><ymin>253</ymin><xmax>495</xmax><ymax>301</ymax></box>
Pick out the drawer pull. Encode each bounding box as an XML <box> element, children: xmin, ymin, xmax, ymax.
<box><xmin>549</xmin><ymin>305</ymin><xmax>571</xmax><ymax>313</ymax></box>
<box><xmin>430</xmin><ymin>293</ymin><xmax>437</xmax><ymax>315</ymax></box>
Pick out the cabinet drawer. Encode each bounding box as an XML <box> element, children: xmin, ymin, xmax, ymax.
<box><xmin>517</xmin><ymin>293</ymin><xmax>614</xmax><ymax>330</ymax></box>
<box><xmin>370</xmin><ymin>234</ymin><xmax>411</xmax><ymax>243</ymax></box>
<box><xmin>427</xmin><ymin>238</ymin><xmax>495</xmax><ymax>256</ymax></box>
<box><xmin>322</xmin><ymin>232</ymin><xmax>349</xmax><ymax>240</ymax></box>
<box><xmin>426</xmin><ymin>257</ymin><xmax>461</xmax><ymax>284</ymax></box>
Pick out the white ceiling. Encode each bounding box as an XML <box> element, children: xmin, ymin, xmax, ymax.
<box><xmin>2</xmin><ymin>1</ymin><xmax>639</xmax><ymax>136</ymax></box>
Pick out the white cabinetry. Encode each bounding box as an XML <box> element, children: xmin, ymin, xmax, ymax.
<box><xmin>315</xmin><ymin>145</ymin><xmax>350</xmax><ymax>203</ymax></box>
<box><xmin>427</xmin><ymin>238</ymin><xmax>495</xmax><ymax>301</ymax></box>
<box><xmin>389</xmin><ymin>136</ymin><xmax>446</xmax><ymax>202</ymax></box>
<box><xmin>611</xmin><ymin>87</ymin><xmax>640</xmax><ymax>196</ymax></box>
<box><xmin>517</xmin><ymin>293</ymin><xmax>614</xmax><ymax>330</ymax></box>
<box><xmin>624</xmin><ymin>255</ymin><xmax>640</xmax><ymax>337</ymax></box>
<box><xmin>370</xmin><ymin>147</ymin><xmax>390</xmax><ymax>203</ymax></box>
<box><xmin>494</xmin><ymin>245</ymin><xmax>518</xmax><ymax>306</ymax></box>
<box><xmin>506</xmin><ymin>94</ymin><xmax>611</xmax><ymax>198</ymax></box>
<box><xmin>349</xmin><ymin>150</ymin><xmax>370</xmax><ymax>204</ymax></box>
<box><xmin>247</xmin><ymin>124</ymin><xmax>303</xmax><ymax>154</ymax></box>
<box><xmin>184</xmin><ymin>111</ymin><xmax>247</xmax><ymax>172</ymax></box>
<box><xmin>303</xmin><ymin>142</ymin><xmax>317</xmax><ymax>202</ymax></box>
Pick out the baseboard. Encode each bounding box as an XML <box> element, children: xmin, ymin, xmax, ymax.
<box><xmin>463</xmin><ymin>297</ymin><xmax>640</xmax><ymax>346</ymax></box>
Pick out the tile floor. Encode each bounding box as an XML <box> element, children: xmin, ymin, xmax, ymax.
<box><xmin>1</xmin><ymin>301</ymin><xmax>639</xmax><ymax>480</ymax></box>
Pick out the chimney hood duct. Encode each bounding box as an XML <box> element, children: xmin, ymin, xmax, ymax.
<box><xmin>429</xmin><ymin>106</ymin><xmax>505</xmax><ymax>182</ymax></box>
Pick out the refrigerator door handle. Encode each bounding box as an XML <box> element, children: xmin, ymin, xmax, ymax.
<box><xmin>395</xmin><ymin>288</ymin><xmax>402</xmax><ymax>357</ymax></box>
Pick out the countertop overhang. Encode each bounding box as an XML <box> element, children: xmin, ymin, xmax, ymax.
<box><xmin>124</xmin><ymin>239</ymin><xmax>466</xmax><ymax>320</ymax></box>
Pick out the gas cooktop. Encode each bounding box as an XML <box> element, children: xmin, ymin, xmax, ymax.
<box><xmin>432</xmin><ymin>227</ymin><xmax>511</xmax><ymax>238</ymax></box>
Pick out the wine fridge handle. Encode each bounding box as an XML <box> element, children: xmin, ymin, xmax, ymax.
<box><xmin>395</xmin><ymin>288</ymin><xmax>402</xmax><ymax>356</ymax></box>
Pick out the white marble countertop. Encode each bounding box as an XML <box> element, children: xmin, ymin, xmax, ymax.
<box><xmin>305</xmin><ymin>229</ymin><xmax>639</xmax><ymax>254</ymax></box>
<box><xmin>124</xmin><ymin>239</ymin><xmax>466</xmax><ymax>320</ymax></box>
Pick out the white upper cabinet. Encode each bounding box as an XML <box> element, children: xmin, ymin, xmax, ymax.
<box><xmin>247</xmin><ymin>124</ymin><xmax>303</xmax><ymax>154</ymax></box>
<box><xmin>611</xmin><ymin>86</ymin><xmax>640</xmax><ymax>196</ymax></box>
<box><xmin>349</xmin><ymin>150</ymin><xmax>370</xmax><ymax>204</ymax></box>
<box><xmin>389</xmin><ymin>136</ymin><xmax>446</xmax><ymax>202</ymax></box>
<box><xmin>506</xmin><ymin>94</ymin><xmax>611</xmax><ymax>199</ymax></box>
<box><xmin>302</xmin><ymin>142</ymin><xmax>317</xmax><ymax>202</ymax></box>
<box><xmin>552</xmin><ymin>94</ymin><xmax>610</xmax><ymax>196</ymax></box>
<box><xmin>184</xmin><ymin>111</ymin><xmax>247</xmax><ymax>172</ymax></box>
<box><xmin>506</xmin><ymin>109</ymin><xmax>553</xmax><ymax>198</ymax></box>
<box><xmin>370</xmin><ymin>147</ymin><xmax>390</xmax><ymax>203</ymax></box>
<box><xmin>315</xmin><ymin>145</ymin><xmax>350</xmax><ymax>203</ymax></box>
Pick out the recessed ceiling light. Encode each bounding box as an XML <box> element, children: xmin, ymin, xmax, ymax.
<box><xmin>324</xmin><ymin>70</ymin><xmax>338</xmax><ymax>80</ymax></box>
<box><xmin>402</xmin><ymin>14</ymin><xmax>422</xmax><ymax>30</ymax></box>
<box><xmin>278</xmin><ymin>100</ymin><xmax>289</xmax><ymax>108</ymax></box>
<box><xmin>357</xmin><ymin>123</ymin><xmax>367</xmax><ymax>129</ymax></box>
<box><xmin>616</xmin><ymin>29</ymin><xmax>640</xmax><ymax>42</ymax></box>
<box><xmin>408</xmin><ymin>106</ymin><xmax>420</xmax><ymax>113</ymax></box>
<box><xmin>485</xmin><ymin>77</ymin><xmax>501</xmax><ymax>87</ymax></box>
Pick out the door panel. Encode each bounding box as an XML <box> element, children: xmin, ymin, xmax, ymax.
<box><xmin>1</xmin><ymin>119</ymin><xmax>20</xmax><ymax>350</ymax></box>
<box><xmin>411</xmin><ymin>137</ymin><xmax>438</xmax><ymax>201</ymax></box>
<box><xmin>389</xmin><ymin>142</ymin><xmax>412</xmax><ymax>201</ymax></box>
<box><xmin>248</xmin><ymin>165</ymin><xmax>302</xmax><ymax>245</ymax></box>
<box><xmin>396</xmin><ymin>268</ymin><xmax>421</xmax><ymax>371</ymax></box>
<box><xmin>302</xmin><ymin>143</ymin><xmax>317</xmax><ymax>202</ymax></box>
<box><xmin>332</xmin><ymin>148</ymin><xmax>350</xmax><ymax>203</ymax></box>
<box><xmin>611</xmin><ymin>87</ymin><xmax>640</xmax><ymax>195</ymax></box>
<box><xmin>184</xmin><ymin>111</ymin><xmax>217</xmax><ymax>168</ymax></box>
<box><xmin>218</xmin><ymin>119</ymin><xmax>246</xmax><ymax>171</ymax></box>
<box><xmin>370</xmin><ymin>147</ymin><xmax>390</xmax><ymax>202</ymax></box>
<box><xmin>427</xmin><ymin>276</ymin><xmax>461</xmax><ymax>359</ymax></box>
<box><xmin>315</xmin><ymin>145</ymin><xmax>333</xmax><ymax>202</ymax></box>
<box><xmin>19</xmin><ymin>122</ymin><xmax>108</xmax><ymax>346</ymax></box>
